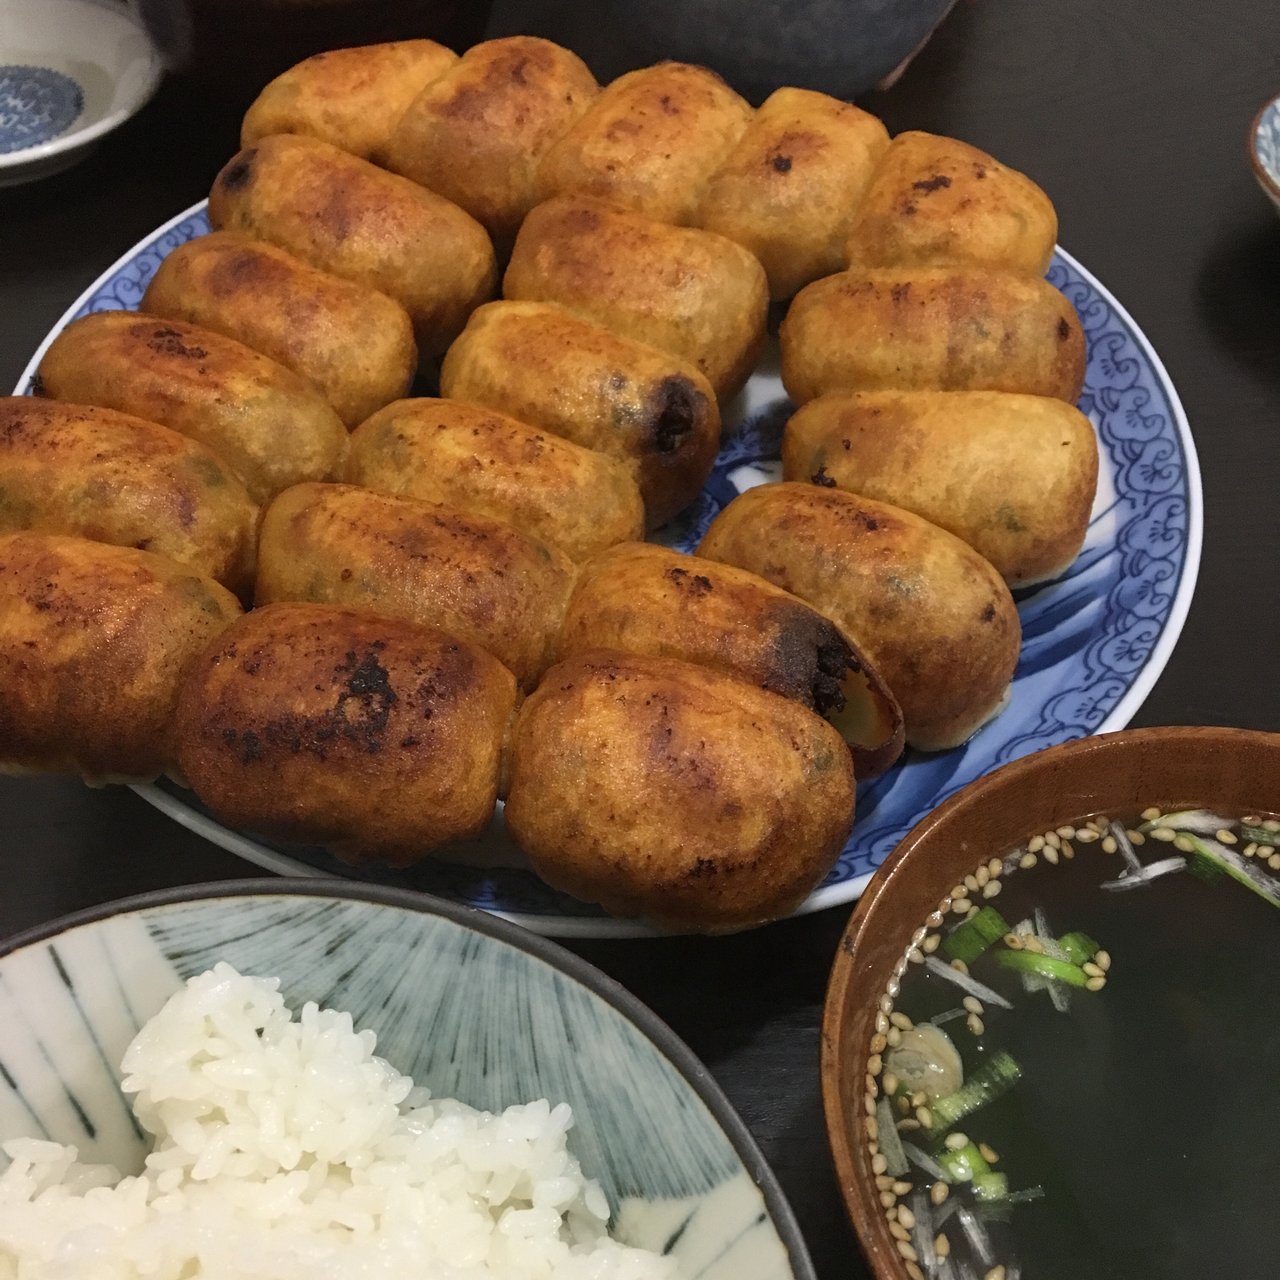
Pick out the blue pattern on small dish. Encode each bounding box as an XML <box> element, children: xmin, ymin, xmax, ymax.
<box><xmin>1252</xmin><ymin>95</ymin><xmax>1280</xmax><ymax>210</ymax></box>
<box><xmin>0</xmin><ymin>882</ymin><xmax>812</xmax><ymax>1280</ymax></box>
<box><xmin>0</xmin><ymin>66</ymin><xmax>83</xmax><ymax>155</ymax></box>
<box><xmin>17</xmin><ymin>202</ymin><xmax>1201</xmax><ymax>937</ymax></box>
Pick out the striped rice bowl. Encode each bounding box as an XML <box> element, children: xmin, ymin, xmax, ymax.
<box><xmin>0</xmin><ymin>963</ymin><xmax>674</xmax><ymax>1279</ymax></box>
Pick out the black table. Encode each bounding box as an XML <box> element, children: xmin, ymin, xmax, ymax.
<box><xmin>1</xmin><ymin>6</ymin><xmax>1277</xmax><ymax>1276</ymax></box>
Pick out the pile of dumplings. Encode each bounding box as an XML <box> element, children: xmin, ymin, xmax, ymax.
<box><xmin>0</xmin><ymin>36</ymin><xmax>1099</xmax><ymax>933</ymax></box>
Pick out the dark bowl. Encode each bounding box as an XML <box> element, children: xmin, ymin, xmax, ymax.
<box><xmin>820</xmin><ymin>725</ymin><xmax>1280</xmax><ymax>1279</ymax></box>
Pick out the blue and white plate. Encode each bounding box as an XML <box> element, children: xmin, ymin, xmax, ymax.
<box><xmin>0</xmin><ymin>880</ymin><xmax>813</xmax><ymax>1280</ymax></box>
<box><xmin>18</xmin><ymin>204</ymin><xmax>1202</xmax><ymax>939</ymax></box>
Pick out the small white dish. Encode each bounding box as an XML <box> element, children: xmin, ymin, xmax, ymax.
<box><xmin>0</xmin><ymin>0</ymin><xmax>162</xmax><ymax>186</ymax></box>
<box><xmin>1251</xmin><ymin>92</ymin><xmax>1280</xmax><ymax>216</ymax></box>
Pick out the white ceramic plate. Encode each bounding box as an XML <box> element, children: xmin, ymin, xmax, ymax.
<box><xmin>17</xmin><ymin>204</ymin><xmax>1202</xmax><ymax>938</ymax></box>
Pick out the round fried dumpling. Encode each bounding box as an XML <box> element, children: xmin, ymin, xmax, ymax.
<box><xmin>505</xmin><ymin>650</ymin><xmax>856</xmax><ymax>933</ymax></box>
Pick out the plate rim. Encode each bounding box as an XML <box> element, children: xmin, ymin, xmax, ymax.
<box><xmin>13</xmin><ymin>204</ymin><xmax>1203</xmax><ymax>941</ymax></box>
<box><xmin>0</xmin><ymin>875</ymin><xmax>818</xmax><ymax>1280</ymax></box>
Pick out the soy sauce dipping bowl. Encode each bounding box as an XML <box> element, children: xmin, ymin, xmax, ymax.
<box><xmin>820</xmin><ymin>725</ymin><xmax>1280</xmax><ymax>1279</ymax></box>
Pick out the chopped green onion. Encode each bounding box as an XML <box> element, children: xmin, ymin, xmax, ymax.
<box><xmin>931</xmin><ymin>1051</ymin><xmax>1022</xmax><ymax>1131</ymax></box>
<box><xmin>937</xmin><ymin>1140</ymin><xmax>991</xmax><ymax>1184</ymax></box>
<box><xmin>1242</xmin><ymin>822</ymin><xmax>1279</xmax><ymax>846</ymax></box>
<box><xmin>974</xmin><ymin>1171</ymin><xmax>1010</xmax><ymax>1202</ymax></box>
<box><xmin>1056</xmin><ymin>931</ymin><xmax>1101</xmax><ymax>966</ymax></box>
<box><xmin>994</xmin><ymin>949</ymin><xmax>1092</xmax><ymax>988</ymax></box>
<box><xmin>1180</xmin><ymin>834</ymin><xmax>1280</xmax><ymax>910</ymax></box>
<box><xmin>941</xmin><ymin>907</ymin><xmax>1010</xmax><ymax>964</ymax></box>
<box><xmin>1142</xmin><ymin>809</ymin><xmax>1230</xmax><ymax>837</ymax></box>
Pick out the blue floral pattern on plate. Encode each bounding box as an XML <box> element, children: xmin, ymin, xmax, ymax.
<box><xmin>18</xmin><ymin>203</ymin><xmax>1201</xmax><ymax>938</ymax></box>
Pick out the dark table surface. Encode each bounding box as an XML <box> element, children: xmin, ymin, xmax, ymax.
<box><xmin>1</xmin><ymin>4</ymin><xmax>1277</xmax><ymax>1277</ymax></box>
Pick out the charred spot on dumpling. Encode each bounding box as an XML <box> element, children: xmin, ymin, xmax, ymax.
<box><xmin>770</xmin><ymin>607</ymin><xmax>854</xmax><ymax>717</ymax></box>
<box><xmin>217</xmin><ymin>149</ymin><xmax>258</xmax><ymax>193</ymax></box>
<box><xmin>811</xmin><ymin>466</ymin><xmax>837</xmax><ymax>487</ymax></box>
<box><xmin>912</xmin><ymin>173</ymin><xmax>952</xmax><ymax>193</ymax></box>
<box><xmin>771</xmin><ymin>152</ymin><xmax>793</xmax><ymax>173</ymax></box>
<box><xmin>648</xmin><ymin>375</ymin><xmax>700</xmax><ymax>454</ymax></box>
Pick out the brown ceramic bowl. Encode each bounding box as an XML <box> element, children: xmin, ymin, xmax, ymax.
<box><xmin>820</xmin><ymin>725</ymin><xmax>1280</xmax><ymax>1280</ymax></box>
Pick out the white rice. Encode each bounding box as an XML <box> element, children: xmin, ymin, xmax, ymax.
<box><xmin>0</xmin><ymin>964</ymin><xmax>675</xmax><ymax>1280</ymax></box>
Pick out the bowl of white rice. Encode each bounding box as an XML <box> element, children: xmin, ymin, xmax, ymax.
<box><xmin>0</xmin><ymin>879</ymin><xmax>814</xmax><ymax>1280</ymax></box>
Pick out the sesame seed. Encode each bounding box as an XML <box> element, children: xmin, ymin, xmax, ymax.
<box><xmin>906</xmin><ymin>1262</ymin><xmax>925</xmax><ymax>1280</ymax></box>
<box><xmin>910</xmin><ymin>1089</ymin><xmax>927</xmax><ymax>1108</ymax></box>
<box><xmin>1028</xmin><ymin>835</ymin><xmax>1045</xmax><ymax>853</ymax></box>
<box><xmin>872</xmin><ymin>1152</ymin><xmax>888</xmax><ymax>1175</ymax></box>
<box><xmin>927</xmin><ymin>911</ymin><xmax>945</xmax><ymax>928</ymax></box>
<box><xmin>976</xmin><ymin>865</ymin><xmax>991</xmax><ymax>888</ymax></box>
<box><xmin>866</xmin><ymin>1074</ymin><xmax>878</xmax><ymax>1098</ymax></box>
<box><xmin>896</xmin><ymin>1095</ymin><xmax>911</xmax><ymax>1115</ymax></box>
<box><xmin>985</xmin><ymin>1267</ymin><xmax>1006</xmax><ymax>1280</ymax></box>
<box><xmin>896</xmin><ymin>1240</ymin><xmax>919</xmax><ymax>1263</ymax></box>
<box><xmin>1101</xmin><ymin>835</ymin><xmax>1117</xmax><ymax>854</ymax></box>
<box><xmin>1095</xmin><ymin>949</ymin><xmax>1111</xmax><ymax>971</ymax></box>
<box><xmin>944</xmin><ymin>1132</ymin><xmax>969</xmax><ymax>1151</ymax></box>
<box><xmin>1141</xmin><ymin>806</ymin><xmax>1162</xmax><ymax>821</ymax></box>
<box><xmin>865</xmin><ymin>1116</ymin><xmax>878</xmax><ymax>1140</ymax></box>
<box><xmin>950</xmin><ymin>959</ymin><xmax>969</xmax><ymax>975</ymax></box>
<box><xmin>965</xmin><ymin>874</ymin><xmax>981</xmax><ymax>894</ymax></box>
<box><xmin>1093</xmin><ymin>815</ymin><xmax>1111</xmax><ymax>830</ymax></box>
<box><xmin>962</xmin><ymin>995</ymin><xmax>984</xmax><ymax>1015</ymax></box>
<box><xmin>896</xmin><ymin>1118</ymin><xmax>921</xmax><ymax>1132</ymax></box>
<box><xmin>1244</xmin><ymin>815</ymin><xmax>1260</xmax><ymax>826</ymax></box>
<box><xmin>890</xmin><ymin>1011</ymin><xmax>913</xmax><ymax>1030</ymax></box>
<box><xmin>930</xmin><ymin>1182</ymin><xmax>949</xmax><ymax>1207</ymax></box>
<box><xmin>1217</xmin><ymin>828</ymin><xmax>1238</xmax><ymax>844</ymax></box>
<box><xmin>1270</xmin><ymin>854</ymin><xmax>1280</xmax><ymax>871</ymax></box>
<box><xmin>1086</xmin><ymin>976</ymin><xmax>1107</xmax><ymax>992</ymax></box>
<box><xmin>880</xmin><ymin>995</ymin><xmax>894</xmax><ymax>1014</ymax></box>
<box><xmin>1003</xmin><ymin>931</ymin><xmax>1024</xmax><ymax>949</ymax></box>
<box><xmin>916</xmin><ymin>1106</ymin><xmax>933</xmax><ymax>1128</ymax></box>
<box><xmin>1083</xmin><ymin>961</ymin><xmax>1105</xmax><ymax>978</ymax></box>
<box><xmin>1043</xmin><ymin>845</ymin><xmax>1060</xmax><ymax>865</ymax></box>
<box><xmin>934</xmin><ymin>1231</ymin><xmax>951</xmax><ymax>1257</ymax></box>
<box><xmin>966</xmin><ymin>1013</ymin><xmax>985</xmax><ymax>1036</ymax></box>
<box><xmin>979</xmin><ymin>1142</ymin><xmax>999</xmax><ymax>1163</ymax></box>
<box><xmin>864</xmin><ymin>1093</ymin><xmax>876</xmax><ymax>1115</ymax></box>
<box><xmin>988</xmin><ymin>858</ymin><xmax>1003</xmax><ymax>877</ymax></box>
<box><xmin>880</xmin><ymin>1190</ymin><xmax>896</xmax><ymax>1209</ymax></box>
<box><xmin>949</xmin><ymin>885</ymin><xmax>966</xmax><ymax>901</ymax></box>
<box><xmin>892</xmin><ymin>1180</ymin><xmax>912</xmax><ymax>1196</ymax></box>
<box><xmin>922</xmin><ymin>933</ymin><xmax>941</xmax><ymax>954</ymax></box>
<box><xmin>908</xmin><ymin>947</ymin><xmax>925</xmax><ymax>965</ymax></box>
<box><xmin>875</xmin><ymin>1011</ymin><xmax>889</xmax><ymax>1034</ymax></box>
<box><xmin>1056</xmin><ymin>825</ymin><xmax>1076</xmax><ymax>839</ymax></box>
<box><xmin>875</xmin><ymin>1173</ymin><xmax>893</xmax><ymax>1189</ymax></box>
<box><xmin>1174</xmin><ymin>833</ymin><xmax>1195</xmax><ymax>853</ymax></box>
<box><xmin>883</xmin><ymin>1071</ymin><xmax>899</xmax><ymax>1096</ymax></box>
<box><xmin>1075</xmin><ymin>828</ymin><xmax>1099</xmax><ymax>843</ymax></box>
<box><xmin>887</xmin><ymin>1027</ymin><xmax>902</xmax><ymax>1048</ymax></box>
<box><xmin>1019</xmin><ymin>852</ymin><xmax>1038</xmax><ymax>869</ymax></box>
<box><xmin>1244</xmin><ymin>842</ymin><xmax>1258</xmax><ymax>857</ymax></box>
<box><xmin>898</xmin><ymin>1205</ymin><xmax>916</xmax><ymax>1230</ymax></box>
<box><xmin>871</xmin><ymin>1031</ymin><xmax>888</xmax><ymax>1053</ymax></box>
<box><xmin>911</xmin><ymin>924</ymin><xmax>928</xmax><ymax>945</ymax></box>
<box><xmin>1061</xmin><ymin>840</ymin><xmax>1075</xmax><ymax>859</ymax></box>
<box><xmin>889</xmin><ymin>1220</ymin><xmax>910</xmax><ymax>1242</ymax></box>
<box><xmin>1265</xmin><ymin>819</ymin><xmax>1280</xmax><ymax>832</ymax></box>
<box><xmin>965</xmin><ymin>905</ymin><xmax>980</xmax><ymax>921</ymax></box>
<box><xmin>1127</xmin><ymin>829</ymin><xmax>1145</xmax><ymax>845</ymax></box>
<box><xmin>887</xmin><ymin>976</ymin><xmax>900</xmax><ymax>998</ymax></box>
<box><xmin>1045</xmin><ymin>830</ymin><xmax>1061</xmax><ymax>849</ymax></box>
<box><xmin>868</xmin><ymin>1053</ymin><xmax>883</xmax><ymax>1075</ymax></box>
<box><xmin>1150</xmin><ymin>826</ymin><xmax>1177</xmax><ymax>842</ymax></box>
<box><xmin>983</xmin><ymin>879</ymin><xmax>1003</xmax><ymax>898</ymax></box>
<box><xmin>952</xmin><ymin>897</ymin><xmax>973</xmax><ymax>914</ymax></box>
